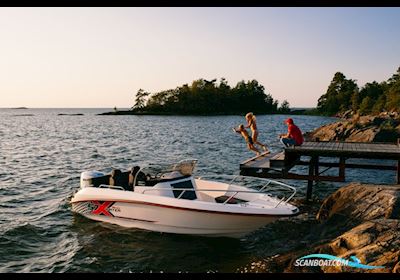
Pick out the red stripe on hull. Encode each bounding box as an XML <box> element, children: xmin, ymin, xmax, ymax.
<box><xmin>71</xmin><ymin>199</ymin><xmax>299</xmax><ymax>218</ymax></box>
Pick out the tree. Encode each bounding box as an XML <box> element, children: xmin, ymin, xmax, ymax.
<box><xmin>317</xmin><ymin>72</ymin><xmax>358</xmax><ymax>116</ymax></box>
<box><xmin>313</xmin><ymin>66</ymin><xmax>400</xmax><ymax>116</ymax></box>
<box><xmin>359</xmin><ymin>81</ymin><xmax>384</xmax><ymax>102</ymax></box>
<box><xmin>385</xmin><ymin>67</ymin><xmax>400</xmax><ymax>111</ymax></box>
<box><xmin>278</xmin><ymin>100</ymin><xmax>291</xmax><ymax>113</ymax></box>
<box><xmin>132</xmin><ymin>89</ymin><xmax>150</xmax><ymax>111</ymax></box>
<box><xmin>359</xmin><ymin>96</ymin><xmax>373</xmax><ymax>115</ymax></box>
<box><xmin>351</xmin><ymin>89</ymin><xmax>360</xmax><ymax>112</ymax></box>
<box><xmin>372</xmin><ymin>95</ymin><xmax>386</xmax><ymax>114</ymax></box>
<box><xmin>130</xmin><ymin>78</ymin><xmax>281</xmax><ymax>115</ymax></box>
<box><xmin>387</xmin><ymin>66</ymin><xmax>400</xmax><ymax>85</ymax></box>
<box><xmin>385</xmin><ymin>84</ymin><xmax>400</xmax><ymax>112</ymax></box>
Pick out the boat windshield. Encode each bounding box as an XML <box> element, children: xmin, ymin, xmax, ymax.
<box><xmin>135</xmin><ymin>159</ymin><xmax>197</xmax><ymax>186</ymax></box>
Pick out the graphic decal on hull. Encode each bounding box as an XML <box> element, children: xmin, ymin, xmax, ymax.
<box><xmin>72</xmin><ymin>201</ymin><xmax>93</xmax><ymax>215</ymax></box>
<box><xmin>90</xmin><ymin>201</ymin><xmax>115</xmax><ymax>217</ymax></box>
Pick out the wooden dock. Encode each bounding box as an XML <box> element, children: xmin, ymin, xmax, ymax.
<box><xmin>240</xmin><ymin>141</ymin><xmax>400</xmax><ymax>200</ymax></box>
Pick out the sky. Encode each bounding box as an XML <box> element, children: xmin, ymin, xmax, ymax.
<box><xmin>0</xmin><ymin>7</ymin><xmax>399</xmax><ymax>108</ymax></box>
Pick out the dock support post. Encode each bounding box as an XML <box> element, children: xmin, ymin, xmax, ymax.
<box><xmin>306</xmin><ymin>156</ymin><xmax>317</xmax><ymax>200</ymax></box>
<box><xmin>397</xmin><ymin>160</ymin><xmax>400</xmax><ymax>184</ymax></box>
<box><xmin>314</xmin><ymin>156</ymin><xmax>319</xmax><ymax>176</ymax></box>
<box><xmin>339</xmin><ymin>157</ymin><xmax>345</xmax><ymax>181</ymax></box>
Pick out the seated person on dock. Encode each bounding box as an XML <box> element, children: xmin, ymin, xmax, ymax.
<box><xmin>279</xmin><ymin>118</ymin><xmax>304</xmax><ymax>147</ymax></box>
<box><xmin>234</xmin><ymin>124</ymin><xmax>260</xmax><ymax>156</ymax></box>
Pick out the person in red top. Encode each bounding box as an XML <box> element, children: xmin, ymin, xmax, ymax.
<box><xmin>279</xmin><ymin>118</ymin><xmax>304</xmax><ymax>147</ymax></box>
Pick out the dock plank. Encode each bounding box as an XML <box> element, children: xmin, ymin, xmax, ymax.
<box><xmin>284</xmin><ymin>141</ymin><xmax>400</xmax><ymax>158</ymax></box>
<box><xmin>241</xmin><ymin>151</ymin><xmax>278</xmax><ymax>168</ymax></box>
<box><xmin>271</xmin><ymin>151</ymin><xmax>285</xmax><ymax>160</ymax></box>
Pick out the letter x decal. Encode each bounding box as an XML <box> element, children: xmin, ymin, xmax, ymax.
<box><xmin>91</xmin><ymin>201</ymin><xmax>115</xmax><ymax>217</ymax></box>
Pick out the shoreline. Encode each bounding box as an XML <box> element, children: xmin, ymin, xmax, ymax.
<box><xmin>241</xmin><ymin>183</ymin><xmax>400</xmax><ymax>273</ymax></box>
<box><xmin>97</xmin><ymin>110</ymin><xmax>323</xmax><ymax>117</ymax></box>
<box><xmin>98</xmin><ymin>110</ymin><xmax>277</xmax><ymax>116</ymax></box>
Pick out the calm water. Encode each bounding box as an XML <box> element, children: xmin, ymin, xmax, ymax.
<box><xmin>0</xmin><ymin>108</ymin><xmax>396</xmax><ymax>272</ymax></box>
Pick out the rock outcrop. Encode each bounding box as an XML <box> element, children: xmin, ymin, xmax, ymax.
<box><xmin>316</xmin><ymin>183</ymin><xmax>400</xmax><ymax>232</ymax></box>
<box><xmin>241</xmin><ymin>183</ymin><xmax>400</xmax><ymax>273</ymax></box>
<box><xmin>304</xmin><ymin>113</ymin><xmax>400</xmax><ymax>143</ymax></box>
<box><xmin>313</xmin><ymin>183</ymin><xmax>400</xmax><ymax>273</ymax></box>
<box><xmin>317</xmin><ymin>219</ymin><xmax>400</xmax><ymax>273</ymax></box>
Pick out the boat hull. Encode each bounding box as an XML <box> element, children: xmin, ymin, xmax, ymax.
<box><xmin>71</xmin><ymin>172</ymin><xmax>299</xmax><ymax>238</ymax></box>
<box><xmin>71</xmin><ymin>199</ymin><xmax>287</xmax><ymax>238</ymax></box>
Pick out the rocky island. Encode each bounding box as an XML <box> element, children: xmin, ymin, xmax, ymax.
<box><xmin>98</xmin><ymin>78</ymin><xmax>291</xmax><ymax>116</ymax></box>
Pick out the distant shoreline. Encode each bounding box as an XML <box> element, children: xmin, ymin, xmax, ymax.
<box><xmin>98</xmin><ymin>109</ymin><xmax>320</xmax><ymax>116</ymax></box>
<box><xmin>98</xmin><ymin>110</ymin><xmax>249</xmax><ymax>116</ymax></box>
<box><xmin>57</xmin><ymin>113</ymin><xmax>84</xmax><ymax>116</ymax></box>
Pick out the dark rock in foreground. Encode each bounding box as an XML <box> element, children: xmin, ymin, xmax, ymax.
<box><xmin>240</xmin><ymin>183</ymin><xmax>400</xmax><ymax>273</ymax></box>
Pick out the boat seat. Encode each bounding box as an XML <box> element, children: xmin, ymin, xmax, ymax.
<box><xmin>128</xmin><ymin>166</ymin><xmax>141</xmax><ymax>190</ymax></box>
<box><xmin>215</xmin><ymin>196</ymin><xmax>248</xmax><ymax>204</ymax></box>
<box><xmin>145</xmin><ymin>177</ymin><xmax>160</xmax><ymax>187</ymax></box>
<box><xmin>121</xmin><ymin>171</ymin><xmax>132</xmax><ymax>190</ymax></box>
<box><xmin>91</xmin><ymin>175</ymin><xmax>110</xmax><ymax>188</ymax></box>
<box><xmin>109</xmin><ymin>169</ymin><xmax>130</xmax><ymax>190</ymax></box>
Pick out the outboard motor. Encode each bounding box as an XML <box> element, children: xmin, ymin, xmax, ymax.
<box><xmin>80</xmin><ymin>171</ymin><xmax>106</xmax><ymax>188</ymax></box>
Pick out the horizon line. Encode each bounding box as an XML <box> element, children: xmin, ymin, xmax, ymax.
<box><xmin>0</xmin><ymin>106</ymin><xmax>317</xmax><ymax>109</ymax></box>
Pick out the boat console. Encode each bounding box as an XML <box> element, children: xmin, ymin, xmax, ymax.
<box><xmin>79</xmin><ymin>160</ymin><xmax>198</xmax><ymax>192</ymax></box>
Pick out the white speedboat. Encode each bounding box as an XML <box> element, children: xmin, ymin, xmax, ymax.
<box><xmin>71</xmin><ymin>160</ymin><xmax>299</xmax><ymax>238</ymax></box>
